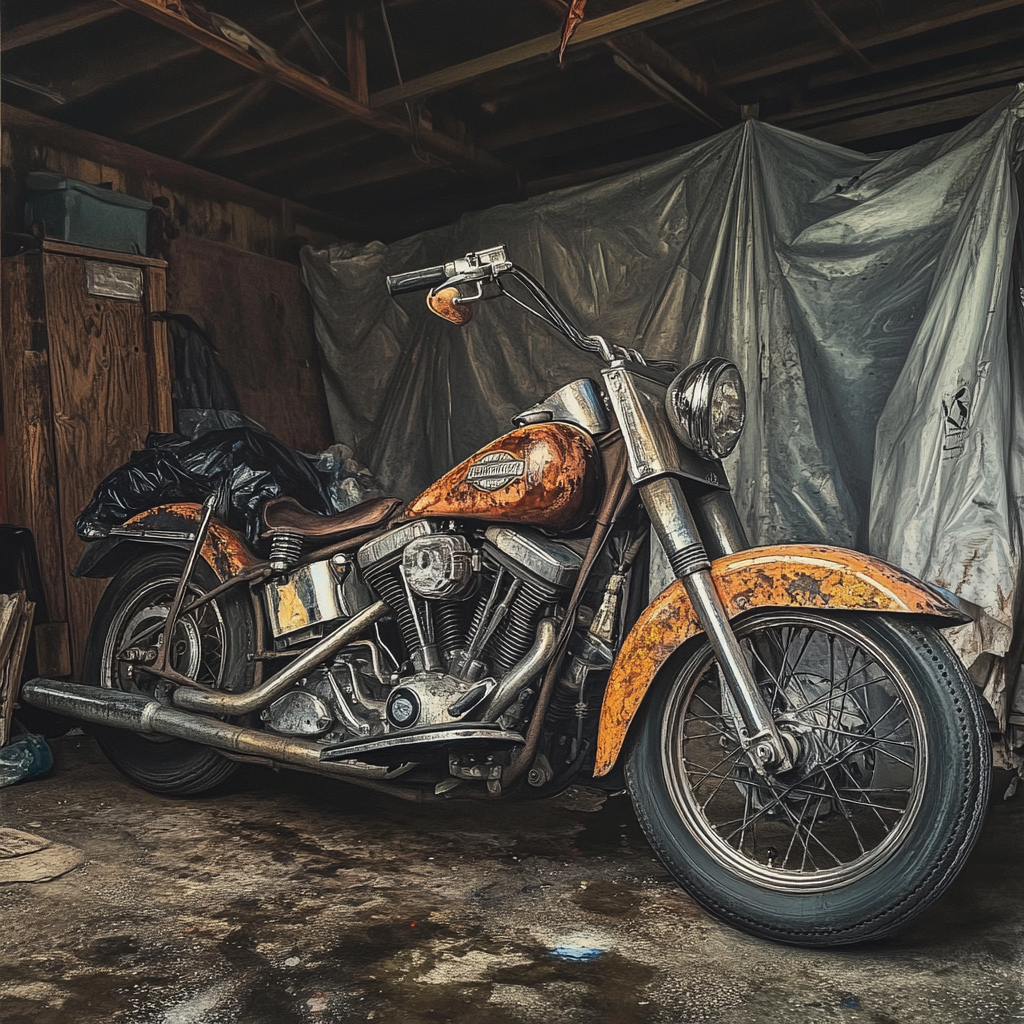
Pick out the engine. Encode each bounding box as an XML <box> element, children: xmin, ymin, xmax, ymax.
<box><xmin>261</xmin><ymin>520</ymin><xmax>581</xmax><ymax>749</ymax></box>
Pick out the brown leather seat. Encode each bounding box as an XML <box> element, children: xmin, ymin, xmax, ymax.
<box><xmin>262</xmin><ymin>495</ymin><xmax>403</xmax><ymax>540</ymax></box>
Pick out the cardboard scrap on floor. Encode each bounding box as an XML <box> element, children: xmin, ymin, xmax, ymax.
<box><xmin>0</xmin><ymin>827</ymin><xmax>84</xmax><ymax>884</ymax></box>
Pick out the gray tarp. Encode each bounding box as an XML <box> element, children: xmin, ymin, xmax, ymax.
<box><xmin>301</xmin><ymin>89</ymin><xmax>1024</xmax><ymax>723</ymax></box>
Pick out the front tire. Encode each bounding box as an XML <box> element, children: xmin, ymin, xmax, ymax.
<box><xmin>84</xmin><ymin>549</ymin><xmax>255</xmax><ymax>796</ymax></box>
<box><xmin>625</xmin><ymin>611</ymin><xmax>991</xmax><ymax>946</ymax></box>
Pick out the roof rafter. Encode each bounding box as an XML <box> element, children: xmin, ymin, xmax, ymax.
<box><xmin>804</xmin><ymin>84</ymin><xmax>1014</xmax><ymax>144</ymax></box>
<box><xmin>369</xmin><ymin>0</ymin><xmax>720</xmax><ymax>110</ymax></box>
<box><xmin>809</xmin><ymin>24</ymin><xmax>1023</xmax><ymax>89</ymax></box>
<box><xmin>721</xmin><ymin>0</ymin><xmax>1024</xmax><ymax>86</ymax></box>
<box><xmin>0</xmin><ymin>2</ymin><xmax>121</xmax><ymax>52</ymax></box>
<box><xmin>797</xmin><ymin>0</ymin><xmax>872</xmax><ymax>72</ymax></box>
<box><xmin>531</xmin><ymin>0</ymin><xmax>738</xmax><ymax>130</ymax></box>
<box><xmin>108</xmin><ymin>0</ymin><xmax>509</xmax><ymax>182</ymax></box>
<box><xmin>777</xmin><ymin>55</ymin><xmax>1023</xmax><ymax>129</ymax></box>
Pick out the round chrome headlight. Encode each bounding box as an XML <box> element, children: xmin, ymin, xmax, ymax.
<box><xmin>665</xmin><ymin>358</ymin><xmax>746</xmax><ymax>459</ymax></box>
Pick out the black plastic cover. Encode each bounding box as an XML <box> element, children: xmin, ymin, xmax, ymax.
<box><xmin>75</xmin><ymin>428</ymin><xmax>340</xmax><ymax>550</ymax></box>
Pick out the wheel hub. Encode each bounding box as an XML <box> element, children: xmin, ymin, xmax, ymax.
<box><xmin>741</xmin><ymin>673</ymin><xmax>875</xmax><ymax>819</ymax></box>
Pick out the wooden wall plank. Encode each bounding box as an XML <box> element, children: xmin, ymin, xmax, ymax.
<box><xmin>0</xmin><ymin>254</ymin><xmax>69</xmax><ymax>630</ymax></box>
<box><xmin>42</xmin><ymin>252</ymin><xmax>157</xmax><ymax>677</ymax></box>
<box><xmin>165</xmin><ymin>235</ymin><xmax>334</xmax><ymax>454</ymax></box>
<box><xmin>143</xmin><ymin>266</ymin><xmax>173</xmax><ymax>433</ymax></box>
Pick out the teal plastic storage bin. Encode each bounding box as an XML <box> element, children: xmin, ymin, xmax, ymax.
<box><xmin>24</xmin><ymin>172</ymin><xmax>151</xmax><ymax>255</ymax></box>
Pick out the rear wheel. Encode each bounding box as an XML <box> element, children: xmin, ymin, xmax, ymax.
<box><xmin>625</xmin><ymin>611</ymin><xmax>991</xmax><ymax>946</ymax></box>
<box><xmin>84</xmin><ymin>549</ymin><xmax>254</xmax><ymax>795</ymax></box>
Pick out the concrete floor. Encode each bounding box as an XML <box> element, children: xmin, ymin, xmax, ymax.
<box><xmin>0</xmin><ymin>734</ymin><xmax>1021</xmax><ymax>1024</ymax></box>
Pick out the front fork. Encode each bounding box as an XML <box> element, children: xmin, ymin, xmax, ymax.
<box><xmin>640</xmin><ymin>476</ymin><xmax>794</xmax><ymax>775</ymax></box>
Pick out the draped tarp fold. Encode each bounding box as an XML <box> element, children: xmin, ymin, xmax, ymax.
<box><xmin>302</xmin><ymin>89</ymin><xmax>1024</xmax><ymax>721</ymax></box>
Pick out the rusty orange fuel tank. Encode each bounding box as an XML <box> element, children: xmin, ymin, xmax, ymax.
<box><xmin>406</xmin><ymin>423</ymin><xmax>601</xmax><ymax>531</ymax></box>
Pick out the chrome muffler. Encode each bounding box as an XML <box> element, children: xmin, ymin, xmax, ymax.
<box><xmin>20</xmin><ymin>678</ymin><xmax>392</xmax><ymax>780</ymax></box>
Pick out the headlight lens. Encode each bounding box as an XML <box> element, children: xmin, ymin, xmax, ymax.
<box><xmin>665</xmin><ymin>358</ymin><xmax>746</xmax><ymax>459</ymax></box>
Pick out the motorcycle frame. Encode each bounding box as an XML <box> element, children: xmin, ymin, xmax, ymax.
<box><xmin>71</xmin><ymin>250</ymin><xmax>971</xmax><ymax>786</ymax></box>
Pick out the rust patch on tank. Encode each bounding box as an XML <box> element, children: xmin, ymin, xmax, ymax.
<box><xmin>121</xmin><ymin>504</ymin><xmax>259</xmax><ymax>582</ymax></box>
<box><xmin>593</xmin><ymin>543</ymin><xmax>969</xmax><ymax>777</ymax></box>
<box><xmin>406</xmin><ymin>423</ymin><xmax>601</xmax><ymax>531</ymax></box>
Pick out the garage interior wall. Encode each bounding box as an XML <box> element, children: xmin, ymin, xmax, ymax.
<box><xmin>0</xmin><ymin>107</ymin><xmax>340</xmax><ymax>676</ymax></box>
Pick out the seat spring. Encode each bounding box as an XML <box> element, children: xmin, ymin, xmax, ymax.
<box><xmin>269</xmin><ymin>531</ymin><xmax>303</xmax><ymax>571</ymax></box>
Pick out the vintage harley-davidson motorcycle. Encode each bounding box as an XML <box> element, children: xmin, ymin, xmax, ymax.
<box><xmin>23</xmin><ymin>245</ymin><xmax>991</xmax><ymax>947</ymax></box>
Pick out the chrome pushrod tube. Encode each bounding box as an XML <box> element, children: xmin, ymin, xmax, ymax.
<box><xmin>639</xmin><ymin>476</ymin><xmax>793</xmax><ymax>773</ymax></box>
<box><xmin>19</xmin><ymin>678</ymin><xmax>391</xmax><ymax>779</ymax></box>
<box><xmin>173</xmin><ymin>600</ymin><xmax>390</xmax><ymax>716</ymax></box>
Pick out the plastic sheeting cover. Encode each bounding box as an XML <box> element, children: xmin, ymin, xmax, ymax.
<box><xmin>76</xmin><ymin>429</ymin><xmax>385</xmax><ymax>550</ymax></box>
<box><xmin>302</xmin><ymin>91</ymin><xmax>1024</xmax><ymax>718</ymax></box>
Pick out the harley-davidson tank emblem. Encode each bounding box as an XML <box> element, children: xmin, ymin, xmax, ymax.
<box><xmin>465</xmin><ymin>451</ymin><xmax>526</xmax><ymax>491</ymax></box>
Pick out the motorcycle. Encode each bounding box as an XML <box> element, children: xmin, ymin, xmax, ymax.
<box><xmin>22</xmin><ymin>245</ymin><xmax>991</xmax><ymax>947</ymax></box>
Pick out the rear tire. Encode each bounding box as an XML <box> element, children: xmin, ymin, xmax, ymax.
<box><xmin>625</xmin><ymin>611</ymin><xmax>991</xmax><ymax>946</ymax></box>
<box><xmin>84</xmin><ymin>549</ymin><xmax>254</xmax><ymax>796</ymax></box>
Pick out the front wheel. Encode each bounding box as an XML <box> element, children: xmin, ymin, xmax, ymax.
<box><xmin>625</xmin><ymin>611</ymin><xmax>991</xmax><ymax>946</ymax></box>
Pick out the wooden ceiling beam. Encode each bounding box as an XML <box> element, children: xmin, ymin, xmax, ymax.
<box><xmin>777</xmin><ymin>56</ymin><xmax>1024</xmax><ymax>129</ymax></box>
<box><xmin>14</xmin><ymin>2</ymin><xmax>330</xmax><ymax>112</ymax></box>
<box><xmin>607</xmin><ymin>33</ymin><xmax>738</xmax><ymax>129</ymax></box>
<box><xmin>108</xmin><ymin>0</ymin><xmax>510</xmax><ymax>182</ymax></box>
<box><xmin>804</xmin><ymin>85</ymin><xmax>1014</xmax><ymax>144</ymax></box>
<box><xmin>202</xmin><ymin>110</ymin><xmax>354</xmax><ymax>160</ymax></box>
<box><xmin>369</xmin><ymin>0</ymin><xmax>719</xmax><ymax>109</ymax></box>
<box><xmin>180</xmin><ymin>14</ymin><xmax>330</xmax><ymax>161</ymax></box>
<box><xmin>530</xmin><ymin>0</ymin><xmax>737</xmax><ymax>129</ymax></box>
<box><xmin>115</xmin><ymin>82</ymin><xmax>252</xmax><ymax>136</ymax></box>
<box><xmin>291</xmin><ymin>153</ymin><xmax>444</xmax><ymax>199</ymax></box>
<box><xmin>0</xmin><ymin>2</ymin><xmax>121</xmax><ymax>52</ymax></box>
<box><xmin>484</xmin><ymin>94</ymin><xmax>666</xmax><ymax>150</ymax></box>
<box><xmin>797</xmin><ymin>0</ymin><xmax>872</xmax><ymax>72</ymax></box>
<box><xmin>809</xmin><ymin>25</ymin><xmax>1022</xmax><ymax>90</ymax></box>
<box><xmin>180</xmin><ymin>80</ymin><xmax>276</xmax><ymax>161</ymax></box>
<box><xmin>721</xmin><ymin>0</ymin><xmax>1024</xmax><ymax>86</ymax></box>
<box><xmin>240</xmin><ymin>127</ymin><xmax>380</xmax><ymax>181</ymax></box>
<box><xmin>346</xmin><ymin>11</ymin><xmax>369</xmax><ymax>107</ymax></box>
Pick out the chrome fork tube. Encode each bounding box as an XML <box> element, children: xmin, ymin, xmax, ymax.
<box><xmin>640</xmin><ymin>476</ymin><xmax>792</xmax><ymax>773</ymax></box>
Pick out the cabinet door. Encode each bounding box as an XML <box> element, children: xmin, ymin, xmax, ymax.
<box><xmin>43</xmin><ymin>253</ymin><xmax>157</xmax><ymax>678</ymax></box>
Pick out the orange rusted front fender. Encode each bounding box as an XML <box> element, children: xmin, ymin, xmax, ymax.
<box><xmin>117</xmin><ymin>503</ymin><xmax>260</xmax><ymax>582</ymax></box>
<box><xmin>593</xmin><ymin>544</ymin><xmax>969</xmax><ymax>777</ymax></box>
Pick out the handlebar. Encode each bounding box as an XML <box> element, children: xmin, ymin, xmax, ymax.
<box><xmin>386</xmin><ymin>265</ymin><xmax>448</xmax><ymax>295</ymax></box>
<box><xmin>384</xmin><ymin>245</ymin><xmax>675</xmax><ymax>370</ymax></box>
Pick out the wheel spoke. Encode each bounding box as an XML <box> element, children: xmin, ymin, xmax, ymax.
<box><xmin>781</xmin><ymin>792</ymin><xmax>813</xmax><ymax>868</ymax></box>
<box><xmin>664</xmin><ymin>610</ymin><xmax>939</xmax><ymax>893</ymax></box>
<box><xmin>684</xmin><ymin>744</ymin><xmax>746</xmax><ymax>790</ymax></box>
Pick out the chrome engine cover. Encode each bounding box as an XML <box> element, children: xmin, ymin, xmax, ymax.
<box><xmin>402</xmin><ymin>534</ymin><xmax>474</xmax><ymax>600</ymax></box>
<box><xmin>484</xmin><ymin>526</ymin><xmax>582</xmax><ymax>588</ymax></box>
<box><xmin>262</xmin><ymin>690</ymin><xmax>332</xmax><ymax>736</ymax></box>
<box><xmin>385</xmin><ymin>671</ymin><xmax>494</xmax><ymax>730</ymax></box>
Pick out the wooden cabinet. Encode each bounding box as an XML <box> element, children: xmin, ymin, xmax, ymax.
<box><xmin>1</xmin><ymin>240</ymin><xmax>171</xmax><ymax>680</ymax></box>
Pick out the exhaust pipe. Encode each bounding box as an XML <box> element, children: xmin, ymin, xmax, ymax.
<box><xmin>20</xmin><ymin>678</ymin><xmax>391</xmax><ymax>780</ymax></box>
<box><xmin>173</xmin><ymin>600</ymin><xmax>390</xmax><ymax>716</ymax></box>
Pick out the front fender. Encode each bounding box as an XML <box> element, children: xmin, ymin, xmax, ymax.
<box><xmin>74</xmin><ymin>503</ymin><xmax>260</xmax><ymax>583</ymax></box>
<box><xmin>593</xmin><ymin>544</ymin><xmax>970</xmax><ymax>777</ymax></box>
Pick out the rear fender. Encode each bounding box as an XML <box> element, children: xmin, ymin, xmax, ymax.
<box><xmin>594</xmin><ymin>544</ymin><xmax>970</xmax><ymax>777</ymax></box>
<box><xmin>74</xmin><ymin>503</ymin><xmax>260</xmax><ymax>583</ymax></box>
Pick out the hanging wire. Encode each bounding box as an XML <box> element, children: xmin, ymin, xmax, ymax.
<box><xmin>292</xmin><ymin>0</ymin><xmax>349</xmax><ymax>83</ymax></box>
<box><xmin>379</xmin><ymin>0</ymin><xmax>432</xmax><ymax>164</ymax></box>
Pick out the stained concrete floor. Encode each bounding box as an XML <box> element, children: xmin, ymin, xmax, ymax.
<box><xmin>0</xmin><ymin>734</ymin><xmax>1021</xmax><ymax>1024</ymax></box>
